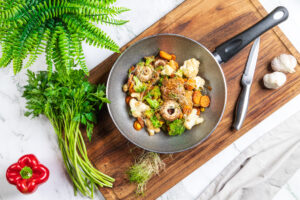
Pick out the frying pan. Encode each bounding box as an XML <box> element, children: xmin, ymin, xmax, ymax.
<box><xmin>106</xmin><ymin>7</ymin><xmax>288</xmax><ymax>153</ymax></box>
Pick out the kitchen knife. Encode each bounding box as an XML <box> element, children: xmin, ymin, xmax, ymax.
<box><xmin>232</xmin><ymin>37</ymin><xmax>260</xmax><ymax>130</ymax></box>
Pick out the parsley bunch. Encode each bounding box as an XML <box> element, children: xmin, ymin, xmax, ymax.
<box><xmin>23</xmin><ymin>69</ymin><xmax>113</xmax><ymax>198</ymax></box>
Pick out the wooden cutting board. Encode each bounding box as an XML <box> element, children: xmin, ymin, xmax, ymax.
<box><xmin>86</xmin><ymin>0</ymin><xmax>300</xmax><ymax>199</ymax></box>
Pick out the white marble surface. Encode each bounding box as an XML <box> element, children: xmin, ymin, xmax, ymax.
<box><xmin>0</xmin><ymin>0</ymin><xmax>300</xmax><ymax>200</ymax></box>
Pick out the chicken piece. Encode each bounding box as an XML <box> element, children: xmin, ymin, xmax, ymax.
<box><xmin>129</xmin><ymin>98</ymin><xmax>150</xmax><ymax>118</ymax></box>
<box><xmin>161</xmin><ymin>78</ymin><xmax>185</xmax><ymax>101</ymax></box>
<box><xmin>160</xmin><ymin>100</ymin><xmax>182</xmax><ymax>121</ymax></box>
<box><xmin>145</xmin><ymin>119</ymin><xmax>160</xmax><ymax>136</ymax></box>
<box><xmin>184</xmin><ymin>109</ymin><xmax>204</xmax><ymax>130</ymax></box>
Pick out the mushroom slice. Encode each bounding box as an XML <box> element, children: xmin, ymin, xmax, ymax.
<box><xmin>160</xmin><ymin>100</ymin><xmax>182</xmax><ymax>121</ymax></box>
<box><xmin>136</xmin><ymin>65</ymin><xmax>153</xmax><ymax>82</ymax></box>
<box><xmin>154</xmin><ymin>59</ymin><xmax>167</xmax><ymax>67</ymax></box>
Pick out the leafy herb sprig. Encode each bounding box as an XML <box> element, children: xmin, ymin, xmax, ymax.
<box><xmin>0</xmin><ymin>0</ymin><xmax>129</xmax><ymax>75</ymax></box>
<box><xmin>23</xmin><ymin>69</ymin><xmax>112</xmax><ymax>197</ymax></box>
<box><xmin>127</xmin><ymin>152</ymin><xmax>165</xmax><ymax>195</ymax></box>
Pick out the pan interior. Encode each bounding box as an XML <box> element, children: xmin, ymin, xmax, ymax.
<box><xmin>107</xmin><ymin>34</ymin><xmax>226</xmax><ymax>153</ymax></box>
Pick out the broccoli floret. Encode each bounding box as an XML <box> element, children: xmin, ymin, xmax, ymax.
<box><xmin>145</xmin><ymin>56</ymin><xmax>155</xmax><ymax>65</ymax></box>
<box><xmin>145</xmin><ymin>98</ymin><xmax>159</xmax><ymax>109</ymax></box>
<box><xmin>168</xmin><ymin>119</ymin><xmax>185</xmax><ymax>136</ymax></box>
<box><xmin>155</xmin><ymin>65</ymin><xmax>164</xmax><ymax>71</ymax></box>
<box><xmin>133</xmin><ymin>76</ymin><xmax>146</xmax><ymax>93</ymax></box>
<box><xmin>151</xmin><ymin>86</ymin><xmax>161</xmax><ymax>99</ymax></box>
<box><xmin>137</xmin><ymin>61</ymin><xmax>145</xmax><ymax>66</ymax></box>
<box><xmin>175</xmin><ymin>69</ymin><xmax>183</xmax><ymax>77</ymax></box>
<box><xmin>143</xmin><ymin>86</ymin><xmax>161</xmax><ymax>101</ymax></box>
<box><xmin>144</xmin><ymin>109</ymin><xmax>154</xmax><ymax>118</ymax></box>
<box><xmin>150</xmin><ymin>115</ymin><xmax>162</xmax><ymax>128</ymax></box>
<box><xmin>158</xmin><ymin>78</ymin><xmax>164</xmax><ymax>86</ymax></box>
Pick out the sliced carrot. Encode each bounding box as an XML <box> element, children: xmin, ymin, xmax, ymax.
<box><xmin>192</xmin><ymin>90</ymin><xmax>202</xmax><ymax>105</ymax></box>
<box><xmin>125</xmin><ymin>96</ymin><xmax>132</xmax><ymax>104</ymax></box>
<box><xmin>129</xmin><ymin>82</ymin><xmax>135</xmax><ymax>93</ymax></box>
<box><xmin>171</xmin><ymin>54</ymin><xmax>176</xmax><ymax>60</ymax></box>
<box><xmin>137</xmin><ymin>117</ymin><xmax>145</xmax><ymax>128</ymax></box>
<box><xmin>196</xmin><ymin>108</ymin><xmax>201</xmax><ymax>116</ymax></box>
<box><xmin>133</xmin><ymin>120</ymin><xmax>143</xmax><ymax>131</ymax></box>
<box><xmin>127</xmin><ymin>74</ymin><xmax>133</xmax><ymax>86</ymax></box>
<box><xmin>159</xmin><ymin>51</ymin><xmax>172</xmax><ymax>60</ymax></box>
<box><xmin>200</xmin><ymin>95</ymin><xmax>210</xmax><ymax>108</ymax></box>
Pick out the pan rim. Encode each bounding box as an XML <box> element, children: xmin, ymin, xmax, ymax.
<box><xmin>106</xmin><ymin>33</ymin><xmax>227</xmax><ymax>153</ymax></box>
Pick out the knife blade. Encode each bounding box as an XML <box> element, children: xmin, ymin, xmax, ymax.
<box><xmin>232</xmin><ymin>37</ymin><xmax>260</xmax><ymax>130</ymax></box>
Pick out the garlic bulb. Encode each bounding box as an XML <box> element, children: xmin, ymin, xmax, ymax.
<box><xmin>263</xmin><ymin>72</ymin><xmax>286</xmax><ymax>89</ymax></box>
<box><xmin>271</xmin><ymin>54</ymin><xmax>297</xmax><ymax>73</ymax></box>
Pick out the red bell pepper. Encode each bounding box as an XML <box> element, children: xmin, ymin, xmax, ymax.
<box><xmin>6</xmin><ymin>154</ymin><xmax>49</xmax><ymax>194</ymax></box>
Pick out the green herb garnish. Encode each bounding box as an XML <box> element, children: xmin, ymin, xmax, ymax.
<box><xmin>168</xmin><ymin>119</ymin><xmax>185</xmax><ymax>136</ymax></box>
<box><xmin>127</xmin><ymin>152</ymin><xmax>165</xmax><ymax>195</ymax></box>
<box><xmin>23</xmin><ymin>70</ymin><xmax>113</xmax><ymax>198</ymax></box>
<box><xmin>145</xmin><ymin>56</ymin><xmax>155</xmax><ymax>65</ymax></box>
<box><xmin>145</xmin><ymin>98</ymin><xmax>159</xmax><ymax>109</ymax></box>
<box><xmin>144</xmin><ymin>109</ymin><xmax>154</xmax><ymax>118</ymax></box>
<box><xmin>150</xmin><ymin>115</ymin><xmax>162</xmax><ymax>128</ymax></box>
<box><xmin>133</xmin><ymin>76</ymin><xmax>146</xmax><ymax>93</ymax></box>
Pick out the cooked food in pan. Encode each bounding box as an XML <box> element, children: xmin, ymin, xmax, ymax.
<box><xmin>123</xmin><ymin>50</ymin><xmax>211</xmax><ymax>136</ymax></box>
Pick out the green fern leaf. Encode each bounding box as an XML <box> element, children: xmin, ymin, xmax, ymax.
<box><xmin>0</xmin><ymin>0</ymin><xmax>128</xmax><ymax>75</ymax></box>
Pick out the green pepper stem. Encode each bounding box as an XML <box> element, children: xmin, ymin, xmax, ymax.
<box><xmin>20</xmin><ymin>166</ymin><xmax>33</xmax><ymax>179</ymax></box>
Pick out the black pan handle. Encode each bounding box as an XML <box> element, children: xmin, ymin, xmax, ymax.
<box><xmin>212</xmin><ymin>6</ymin><xmax>289</xmax><ymax>63</ymax></box>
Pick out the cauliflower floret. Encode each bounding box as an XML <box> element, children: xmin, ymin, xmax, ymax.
<box><xmin>129</xmin><ymin>98</ymin><xmax>150</xmax><ymax>118</ymax></box>
<box><xmin>263</xmin><ymin>72</ymin><xmax>286</xmax><ymax>89</ymax></box>
<box><xmin>184</xmin><ymin>109</ymin><xmax>204</xmax><ymax>130</ymax></box>
<box><xmin>145</xmin><ymin>119</ymin><xmax>160</xmax><ymax>136</ymax></box>
<box><xmin>161</xmin><ymin>64</ymin><xmax>175</xmax><ymax>76</ymax></box>
<box><xmin>180</xmin><ymin>58</ymin><xmax>200</xmax><ymax>78</ymax></box>
<box><xmin>271</xmin><ymin>54</ymin><xmax>297</xmax><ymax>73</ymax></box>
<box><xmin>192</xmin><ymin>76</ymin><xmax>205</xmax><ymax>89</ymax></box>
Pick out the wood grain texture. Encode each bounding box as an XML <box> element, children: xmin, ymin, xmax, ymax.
<box><xmin>86</xmin><ymin>0</ymin><xmax>300</xmax><ymax>199</ymax></box>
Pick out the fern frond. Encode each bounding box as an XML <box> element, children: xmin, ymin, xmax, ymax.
<box><xmin>87</xmin><ymin>14</ymin><xmax>129</xmax><ymax>25</ymax></box>
<box><xmin>57</xmin><ymin>23</ymin><xmax>73</xmax><ymax>74</ymax></box>
<box><xmin>25</xmin><ymin>26</ymin><xmax>50</xmax><ymax>69</ymax></box>
<box><xmin>63</xmin><ymin>15</ymin><xmax>119</xmax><ymax>52</ymax></box>
<box><xmin>70</xmin><ymin>33</ymin><xmax>88</xmax><ymax>75</ymax></box>
<box><xmin>0</xmin><ymin>0</ymin><xmax>128</xmax><ymax>75</ymax></box>
<box><xmin>70</xmin><ymin>0</ymin><xmax>117</xmax><ymax>6</ymax></box>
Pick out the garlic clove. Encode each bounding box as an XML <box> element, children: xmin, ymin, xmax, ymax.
<box><xmin>263</xmin><ymin>72</ymin><xmax>286</xmax><ymax>89</ymax></box>
<box><xmin>271</xmin><ymin>54</ymin><xmax>297</xmax><ymax>73</ymax></box>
